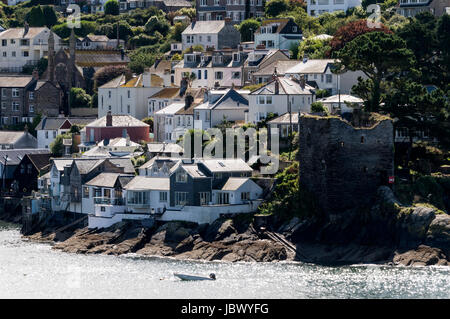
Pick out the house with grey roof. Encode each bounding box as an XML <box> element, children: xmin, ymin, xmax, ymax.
<box><xmin>254</xmin><ymin>18</ymin><xmax>302</xmax><ymax>51</ymax></box>
<box><xmin>0</xmin><ymin>130</ymin><xmax>37</xmax><ymax>149</ymax></box>
<box><xmin>181</xmin><ymin>20</ymin><xmax>241</xmax><ymax>51</ymax></box>
<box><xmin>36</xmin><ymin>116</ymin><xmax>96</xmax><ymax>149</ymax></box>
<box><xmin>0</xmin><ymin>26</ymin><xmax>62</xmax><ymax>72</ymax></box>
<box><xmin>248</xmin><ymin>75</ymin><xmax>316</xmax><ymax>124</ymax></box>
<box><xmin>193</xmin><ymin>88</ymin><xmax>249</xmax><ymax>130</ymax></box>
<box><xmin>285</xmin><ymin>58</ymin><xmax>367</xmax><ymax>95</ymax></box>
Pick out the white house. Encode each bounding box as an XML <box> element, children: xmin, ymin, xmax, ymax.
<box><xmin>154</xmin><ymin>102</ymin><xmax>186</xmax><ymax>143</ymax></box>
<box><xmin>193</xmin><ymin>88</ymin><xmax>249</xmax><ymax>130</ymax></box>
<box><xmin>0</xmin><ymin>26</ymin><xmax>62</xmax><ymax>72</ymax></box>
<box><xmin>36</xmin><ymin>116</ymin><xmax>96</xmax><ymax>150</ymax></box>
<box><xmin>212</xmin><ymin>177</ymin><xmax>263</xmax><ymax>205</ymax></box>
<box><xmin>254</xmin><ymin>18</ymin><xmax>302</xmax><ymax>51</ymax></box>
<box><xmin>98</xmin><ymin>71</ymin><xmax>164</xmax><ymax>120</ymax></box>
<box><xmin>148</xmin><ymin>87</ymin><xmax>204</xmax><ymax>117</ymax></box>
<box><xmin>317</xmin><ymin>94</ymin><xmax>364</xmax><ymax>114</ymax></box>
<box><xmin>285</xmin><ymin>58</ymin><xmax>367</xmax><ymax>95</ymax></box>
<box><xmin>181</xmin><ymin>20</ymin><xmax>241</xmax><ymax>51</ymax></box>
<box><xmin>306</xmin><ymin>0</ymin><xmax>362</xmax><ymax>16</ymax></box>
<box><xmin>248</xmin><ymin>76</ymin><xmax>316</xmax><ymax>124</ymax></box>
<box><xmin>123</xmin><ymin>176</ymin><xmax>171</xmax><ymax>215</ymax></box>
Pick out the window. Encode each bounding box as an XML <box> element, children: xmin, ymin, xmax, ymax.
<box><xmin>159</xmin><ymin>191</ymin><xmax>168</xmax><ymax>202</ymax></box>
<box><xmin>1</xmin><ymin>102</ymin><xmax>5</xmax><ymax>109</ymax></box>
<box><xmin>195</xmin><ymin>111</ymin><xmax>200</xmax><ymax>120</ymax></box>
<box><xmin>12</xmin><ymin>116</ymin><xmax>19</xmax><ymax>124</ymax></box>
<box><xmin>53</xmin><ymin>131</ymin><xmax>56</xmax><ymax>138</ymax></box>
<box><xmin>12</xmin><ymin>88</ymin><xmax>19</xmax><ymax>97</ymax></box>
<box><xmin>127</xmin><ymin>191</ymin><xmax>149</xmax><ymax>205</ymax></box>
<box><xmin>1</xmin><ymin>40</ymin><xmax>6</xmax><ymax>46</ymax></box>
<box><xmin>176</xmin><ymin>170</ymin><xmax>187</xmax><ymax>182</ymax></box>
<box><xmin>204</xmin><ymin>70</ymin><xmax>208</xmax><ymax>79</ymax></box>
<box><xmin>214</xmin><ymin>172</ymin><xmax>222</xmax><ymax>179</ymax></box>
<box><xmin>217</xmin><ymin>192</ymin><xmax>230</xmax><ymax>204</ymax></box>
<box><xmin>29</xmin><ymin>104</ymin><xmax>34</xmax><ymax>113</ymax></box>
<box><xmin>207</xmin><ymin>36</ymin><xmax>211</xmax><ymax>42</ymax></box>
<box><xmin>241</xmin><ymin>192</ymin><xmax>250</xmax><ymax>201</ymax></box>
<box><xmin>232</xmin><ymin>72</ymin><xmax>240</xmax><ymax>79</ymax></box>
<box><xmin>12</xmin><ymin>102</ymin><xmax>19</xmax><ymax>111</ymax></box>
<box><xmin>127</xmin><ymin>90</ymin><xmax>131</xmax><ymax>98</ymax></box>
<box><xmin>29</xmin><ymin>92</ymin><xmax>34</xmax><ymax>100</ymax></box>
<box><xmin>175</xmin><ymin>192</ymin><xmax>188</xmax><ymax>206</ymax></box>
<box><xmin>215</xmin><ymin>72</ymin><xmax>223</xmax><ymax>80</ymax></box>
<box><xmin>200</xmin><ymin>0</ymin><xmax>207</xmax><ymax>5</ymax></box>
<box><xmin>22</xmin><ymin>51</ymin><xmax>29</xmax><ymax>57</ymax></box>
<box><xmin>108</xmin><ymin>91</ymin><xmax>111</xmax><ymax>98</ymax></box>
<box><xmin>104</xmin><ymin>189</ymin><xmax>111</xmax><ymax>198</ymax></box>
<box><xmin>326</xmin><ymin>74</ymin><xmax>332</xmax><ymax>83</ymax></box>
<box><xmin>2</xmin><ymin>52</ymin><xmax>6</xmax><ymax>57</ymax></box>
<box><xmin>198</xmin><ymin>70</ymin><xmax>202</xmax><ymax>80</ymax></box>
<box><xmin>199</xmin><ymin>192</ymin><xmax>210</xmax><ymax>205</ymax></box>
<box><xmin>127</xmin><ymin>105</ymin><xmax>130</xmax><ymax>113</ymax></box>
<box><xmin>83</xmin><ymin>187</ymin><xmax>89</xmax><ymax>198</ymax></box>
<box><xmin>45</xmin><ymin>131</ymin><xmax>48</xmax><ymax>139</ymax></box>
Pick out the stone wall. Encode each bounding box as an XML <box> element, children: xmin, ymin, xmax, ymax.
<box><xmin>298</xmin><ymin>114</ymin><xmax>394</xmax><ymax>214</ymax></box>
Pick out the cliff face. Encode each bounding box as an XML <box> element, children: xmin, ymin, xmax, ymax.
<box><xmin>284</xmin><ymin>186</ymin><xmax>450</xmax><ymax>266</ymax></box>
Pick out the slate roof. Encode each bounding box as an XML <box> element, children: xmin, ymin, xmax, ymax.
<box><xmin>155</xmin><ymin>103</ymin><xmax>185</xmax><ymax>116</ymax></box>
<box><xmin>72</xmin><ymin>50</ymin><xmax>130</xmax><ymax>67</ymax></box>
<box><xmin>182</xmin><ymin>21</ymin><xmax>227</xmax><ymax>35</ymax></box>
<box><xmin>221</xmin><ymin>177</ymin><xmax>250</xmax><ymax>191</ymax></box>
<box><xmin>0</xmin><ymin>131</ymin><xmax>35</xmax><ymax>145</ymax></box>
<box><xmin>267</xmin><ymin>112</ymin><xmax>299</xmax><ymax>125</ymax></box>
<box><xmin>318</xmin><ymin>94</ymin><xmax>364</xmax><ymax>104</ymax></box>
<box><xmin>285</xmin><ymin>59</ymin><xmax>336</xmax><ymax>74</ymax></box>
<box><xmin>0</xmin><ymin>149</ymin><xmax>49</xmax><ymax>166</ymax></box>
<box><xmin>199</xmin><ymin>158</ymin><xmax>252</xmax><ymax>173</ymax></box>
<box><xmin>0</xmin><ymin>76</ymin><xmax>33</xmax><ymax>88</ymax></box>
<box><xmin>26</xmin><ymin>153</ymin><xmax>52</xmax><ymax>171</ymax></box>
<box><xmin>86</xmin><ymin>115</ymin><xmax>149</xmax><ymax>128</ymax></box>
<box><xmin>255</xmin><ymin>19</ymin><xmax>301</xmax><ymax>35</ymax></box>
<box><xmin>250</xmin><ymin>77</ymin><xmax>315</xmax><ymax>95</ymax></box>
<box><xmin>182</xmin><ymin>165</ymin><xmax>209</xmax><ymax>178</ymax></box>
<box><xmin>85</xmin><ymin>172</ymin><xmax>134</xmax><ymax>188</ymax></box>
<box><xmin>37</xmin><ymin>117</ymin><xmax>96</xmax><ymax>130</ymax></box>
<box><xmin>124</xmin><ymin>176</ymin><xmax>170</xmax><ymax>191</ymax></box>
<box><xmin>0</xmin><ymin>27</ymin><xmax>48</xmax><ymax>39</ymax></box>
<box><xmin>252</xmin><ymin>60</ymin><xmax>300</xmax><ymax>77</ymax></box>
<box><xmin>194</xmin><ymin>89</ymin><xmax>248</xmax><ymax>111</ymax></box>
<box><xmin>99</xmin><ymin>74</ymin><xmax>127</xmax><ymax>89</ymax></box>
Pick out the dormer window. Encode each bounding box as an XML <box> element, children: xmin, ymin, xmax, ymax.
<box><xmin>185</xmin><ymin>54</ymin><xmax>195</xmax><ymax>63</ymax></box>
<box><xmin>176</xmin><ymin>170</ymin><xmax>187</xmax><ymax>183</ymax></box>
<box><xmin>233</xmin><ymin>53</ymin><xmax>240</xmax><ymax>62</ymax></box>
<box><xmin>293</xmin><ymin>26</ymin><xmax>297</xmax><ymax>32</ymax></box>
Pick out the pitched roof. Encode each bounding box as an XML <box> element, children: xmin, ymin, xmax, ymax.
<box><xmin>256</xmin><ymin>19</ymin><xmax>301</xmax><ymax>35</ymax></box>
<box><xmin>86</xmin><ymin>115</ymin><xmax>149</xmax><ymax>128</ymax></box>
<box><xmin>0</xmin><ymin>27</ymin><xmax>49</xmax><ymax>39</ymax></box>
<box><xmin>221</xmin><ymin>177</ymin><xmax>252</xmax><ymax>191</ymax></box>
<box><xmin>73</xmin><ymin>50</ymin><xmax>130</xmax><ymax>67</ymax></box>
<box><xmin>51</xmin><ymin>159</ymin><xmax>74</xmax><ymax>171</ymax></box>
<box><xmin>26</xmin><ymin>153</ymin><xmax>52</xmax><ymax>171</ymax></box>
<box><xmin>0</xmin><ymin>131</ymin><xmax>35</xmax><ymax>145</ymax></box>
<box><xmin>0</xmin><ymin>149</ymin><xmax>49</xmax><ymax>166</ymax></box>
<box><xmin>194</xmin><ymin>89</ymin><xmax>248</xmax><ymax>111</ymax></box>
<box><xmin>250</xmin><ymin>77</ymin><xmax>315</xmax><ymax>95</ymax></box>
<box><xmin>182</xmin><ymin>21</ymin><xmax>227</xmax><ymax>35</ymax></box>
<box><xmin>253</xmin><ymin>60</ymin><xmax>300</xmax><ymax>76</ymax></box>
<box><xmin>318</xmin><ymin>94</ymin><xmax>364</xmax><ymax>104</ymax></box>
<box><xmin>155</xmin><ymin>102</ymin><xmax>185</xmax><ymax>115</ymax></box>
<box><xmin>139</xmin><ymin>156</ymin><xmax>180</xmax><ymax>169</ymax></box>
<box><xmin>124</xmin><ymin>176</ymin><xmax>170</xmax><ymax>191</ymax></box>
<box><xmin>200</xmin><ymin>158</ymin><xmax>252</xmax><ymax>173</ymax></box>
<box><xmin>85</xmin><ymin>34</ymin><xmax>110</xmax><ymax>42</ymax></box>
<box><xmin>285</xmin><ymin>59</ymin><xmax>336</xmax><ymax>74</ymax></box>
<box><xmin>182</xmin><ymin>164</ymin><xmax>209</xmax><ymax>178</ymax></box>
<box><xmin>267</xmin><ymin>112</ymin><xmax>299</xmax><ymax>125</ymax></box>
<box><xmin>0</xmin><ymin>76</ymin><xmax>33</xmax><ymax>88</ymax></box>
<box><xmin>146</xmin><ymin>143</ymin><xmax>183</xmax><ymax>154</ymax></box>
<box><xmin>36</xmin><ymin>117</ymin><xmax>96</xmax><ymax>130</ymax></box>
<box><xmin>99</xmin><ymin>74</ymin><xmax>127</xmax><ymax>89</ymax></box>
<box><xmin>99</xmin><ymin>137</ymin><xmax>140</xmax><ymax>148</ymax></box>
<box><xmin>85</xmin><ymin>172</ymin><xmax>133</xmax><ymax>188</ymax></box>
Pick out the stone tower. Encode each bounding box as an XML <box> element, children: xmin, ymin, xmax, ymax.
<box><xmin>298</xmin><ymin>113</ymin><xmax>395</xmax><ymax>214</ymax></box>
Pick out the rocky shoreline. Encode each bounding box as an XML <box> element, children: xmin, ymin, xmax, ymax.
<box><xmin>5</xmin><ymin>187</ymin><xmax>450</xmax><ymax>266</ymax></box>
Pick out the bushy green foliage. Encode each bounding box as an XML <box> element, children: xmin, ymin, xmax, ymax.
<box><xmin>296</xmin><ymin>37</ymin><xmax>331</xmax><ymax>59</ymax></box>
<box><xmin>238</xmin><ymin>19</ymin><xmax>261</xmax><ymax>42</ymax></box>
<box><xmin>105</xmin><ymin>0</ymin><xmax>119</xmax><ymax>15</ymax></box>
<box><xmin>310</xmin><ymin>101</ymin><xmax>328</xmax><ymax>114</ymax></box>
<box><xmin>69</xmin><ymin>88</ymin><xmax>92</xmax><ymax>108</ymax></box>
<box><xmin>50</xmin><ymin>132</ymin><xmax>72</xmax><ymax>157</ymax></box>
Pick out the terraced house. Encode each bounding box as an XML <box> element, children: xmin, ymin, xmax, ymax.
<box><xmin>196</xmin><ymin>0</ymin><xmax>265</xmax><ymax>23</ymax></box>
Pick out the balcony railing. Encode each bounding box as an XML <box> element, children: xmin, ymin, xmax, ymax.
<box><xmin>93</xmin><ymin>197</ymin><xmax>124</xmax><ymax>205</ymax></box>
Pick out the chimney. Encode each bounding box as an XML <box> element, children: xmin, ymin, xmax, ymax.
<box><xmin>303</xmin><ymin>55</ymin><xmax>308</xmax><ymax>63</ymax></box>
<box><xmin>23</xmin><ymin>22</ymin><xmax>29</xmax><ymax>37</ymax></box>
<box><xmin>106</xmin><ymin>111</ymin><xmax>112</xmax><ymax>127</ymax></box>
<box><xmin>180</xmin><ymin>76</ymin><xmax>188</xmax><ymax>96</ymax></box>
<box><xmin>300</xmin><ymin>75</ymin><xmax>306</xmax><ymax>89</ymax></box>
<box><xmin>184</xmin><ymin>94</ymin><xmax>193</xmax><ymax>110</ymax></box>
<box><xmin>32</xmin><ymin>68</ymin><xmax>39</xmax><ymax>80</ymax></box>
<box><xmin>274</xmin><ymin>79</ymin><xmax>279</xmax><ymax>95</ymax></box>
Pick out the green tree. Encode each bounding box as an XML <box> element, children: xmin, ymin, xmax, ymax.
<box><xmin>238</xmin><ymin>19</ymin><xmax>261</xmax><ymax>42</ymax></box>
<box><xmin>26</xmin><ymin>6</ymin><xmax>45</xmax><ymax>27</ymax></box>
<box><xmin>50</xmin><ymin>132</ymin><xmax>72</xmax><ymax>157</ymax></box>
<box><xmin>42</xmin><ymin>5</ymin><xmax>57</xmax><ymax>27</ymax></box>
<box><xmin>69</xmin><ymin>88</ymin><xmax>92</xmax><ymax>108</ymax></box>
<box><xmin>144</xmin><ymin>16</ymin><xmax>170</xmax><ymax>37</ymax></box>
<box><xmin>265</xmin><ymin>0</ymin><xmax>289</xmax><ymax>17</ymax></box>
<box><xmin>336</xmin><ymin>32</ymin><xmax>415</xmax><ymax>112</ymax></box>
<box><xmin>310</xmin><ymin>101</ymin><xmax>328</xmax><ymax>114</ymax></box>
<box><xmin>105</xmin><ymin>0</ymin><xmax>120</xmax><ymax>15</ymax></box>
<box><xmin>297</xmin><ymin>37</ymin><xmax>331</xmax><ymax>59</ymax></box>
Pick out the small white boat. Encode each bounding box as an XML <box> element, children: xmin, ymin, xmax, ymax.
<box><xmin>174</xmin><ymin>273</ymin><xmax>216</xmax><ymax>281</ymax></box>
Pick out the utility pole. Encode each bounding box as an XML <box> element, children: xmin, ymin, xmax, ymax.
<box><xmin>2</xmin><ymin>155</ymin><xmax>8</xmax><ymax>191</ymax></box>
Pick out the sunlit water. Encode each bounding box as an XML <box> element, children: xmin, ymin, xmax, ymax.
<box><xmin>0</xmin><ymin>221</ymin><xmax>449</xmax><ymax>298</ymax></box>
